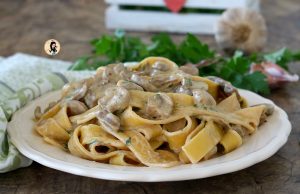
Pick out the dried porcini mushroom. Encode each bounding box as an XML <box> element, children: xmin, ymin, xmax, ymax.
<box><xmin>145</xmin><ymin>93</ymin><xmax>174</xmax><ymax>119</ymax></box>
<box><xmin>215</xmin><ymin>8</ymin><xmax>267</xmax><ymax>54</ymax></box>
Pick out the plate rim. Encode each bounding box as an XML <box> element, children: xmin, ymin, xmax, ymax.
<box><xmin>7</xmin><ymin>89</ymin><xmax>292</xmax><ymax>182</ymax></box>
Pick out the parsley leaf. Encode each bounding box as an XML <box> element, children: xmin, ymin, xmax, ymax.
<box><xmin>236</xmin><ymin>72</ymin><xmax>270</xmax><ymax>95</ymax></box>
<box><xmin>217</xmin><ymin>52</ymin><xmax>270</xmax><ymax>94</ymax></box>
<box><xmin>179</xmin><ymin>33</ymin><xmax>215</xmax><ymax>64</ymax></box>
<box><xmin>263</xmin><ymin>48</ymin><xmax>300</xmax><ymax>70</ymax></box>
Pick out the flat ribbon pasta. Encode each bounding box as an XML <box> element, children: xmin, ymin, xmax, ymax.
<box><xmin>219</xmin><ymin>129</ymin><xmax>242</xmax><ymax>153</ymax></box>
<box><xmin>68</xmin><ymin>125</ymin><xmax>139</xmax><ymax>163</ymax></box>
<box><xmin>163</xmin><ymin>116</ymin><xmax>198</xmax><ymax>152</ymax></box>
<box><xmin>182</xmin><ymin>121</ymin><xmax>224</xmax><ymax>164</ymax></box>
<box><xmin>35</xmin><ymin>118</ymin><xmax>70</xmax><ymax>145</ymax></box>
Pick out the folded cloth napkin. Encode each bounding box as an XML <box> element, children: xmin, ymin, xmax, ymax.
<box><xmin>0</xmin><ymin>53</ymin><xmax>94</xmax><ymax>172</ymax></box>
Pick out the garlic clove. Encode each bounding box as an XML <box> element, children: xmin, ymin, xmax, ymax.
<box><xmin>250</xmin><ymin>62</ymin><xmax>299</xmax><ymax>88</ymax></box>
<box><xmin>215</xmin><ymin>8</ymin><xmax>267</xmax><ymax>54</ymax></box>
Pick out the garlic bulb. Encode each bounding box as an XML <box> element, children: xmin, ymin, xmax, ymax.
<box><xmin>215</xmin><ymin>8</ymin><xmax>267</xmax><ymax>54</ymax></box>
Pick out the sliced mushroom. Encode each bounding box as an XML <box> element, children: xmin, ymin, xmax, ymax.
<box><xmin>150</xmin><ymin>74</ymin><xmax>181</xmax><ymax>91</ymax></box>
<box><xmin>179</xmin><ymin>64</ymin><xmax>199</xmax><ymax>76</ymax></box>
<box><xmin>66</xmin><ymin>100</ymin><xmax>88</xmax><ymax>116</ymax></box>
<box><xmin>97</xmin><ymin>63</ymin><xmax>127</xmax><ymax>83</ymax></box>
<box><xmin>101</xmin><ymin>64</ymin><xmax>117</xmax><ymax>82</ymax></box>
<box><xmin>192</xmin><ymin>89</ymin><xmax>217</xmax><ymax>107</ymax></box>
<box><xmin>130</xmin><ymin>74</ymin><xmax>157</xmax><ymax>92</ymax></box>
<box><xmin>98</xmin><ymin>86</ymin><xmax>130</xmax><ymax>113</ymax></box>
<box><xmin>145</xmin><ymin>93</ymin><xmax>174</xmax><ymax>119</ymax></box>
<box><xmin>113</xmin><ymin>63</ymin><xmax>126</xmax><ymax>73</ymax></box>
<box><xmin>114</xmin><ymin>63</ymin><xmax>132</xmax><ymax>81</ymax></box>
<box><xmin>175</xmin><ymin>78</ymin><xmax>192</xmax><ymax>95</ymax></box>
<box><xmin>84</xmin><ymin>82</ymin><xmax>115</xmax><ymax>108</ymax></box>
<box><xmin>152</xmin><ymin>61</ymin><xmax>170</xmax><ymax>72</ymax></box>
<box><xmin>116</xmin><ymin>80</ymin><xmax>144</xmax><ymax>91</ymax></box>
<box><xmin>206</xmin><ymin>76</ymin><xmax>242</xmax><ymax>102</ymax></box>
<box><xmin>62</xmin><ymin>81</ymin><xmax>88</xmax><ymax>101</ymax></box>
<box><xmin>97</xmin><ymin>108</ymin><xmax>120</xmax><ymax>132</ymax></box>
<box><xmin>119</xmin><ymin>70</ymin><xmax>132</xmax><ymax>81</ymax></box>
<box><xmin>206</xmin><ymin>76</ymin><xmax>236</xmax><ymax>94</ymax></box>
<box><xmin>149</xmin><ymin>61</ymin><xmax>172</xmax><ymax>76</ymax></box>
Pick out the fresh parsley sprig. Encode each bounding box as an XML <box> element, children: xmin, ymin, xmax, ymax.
<box><xmin>69</xmin><ymin>30</ymin><xmax>299</xmax><ymax>95</ymax></box>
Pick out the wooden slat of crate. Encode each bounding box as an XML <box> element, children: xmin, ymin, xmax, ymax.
<box><xmin>106</xmin><ymin>5</ymin><xmax>220</xmax><ymax>34</ymax></box>
<box><xmin>105</xmin><ymin>0</ymin><xmax>260</xmax><ymax>34</ymax></box>
<box><xmin>105</xmin><ymin>0</ymin><xmax>259</xmax><ymax>10</ymax></box>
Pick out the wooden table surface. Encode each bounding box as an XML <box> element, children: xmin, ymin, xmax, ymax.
<box><xmin>0</xmin><ymin>0</ymin><xmax>299</xmax><ymax>193</ymax></box>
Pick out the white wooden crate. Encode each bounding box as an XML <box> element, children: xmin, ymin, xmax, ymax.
<box><xmin>105</xmin><ymin>0</ymin><xmax>260</xmax><ymax>34</ymax></box>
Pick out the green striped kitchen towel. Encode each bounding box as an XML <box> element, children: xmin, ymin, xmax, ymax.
<box><xmin>0</xmin><ymin>53</ymin><xmax>93</xmax><ymax>172</ymax></box>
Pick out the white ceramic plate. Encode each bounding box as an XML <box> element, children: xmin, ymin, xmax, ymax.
<box><xmin>8</xmin><ymin>90</ymin><xmax>291</xmax><ymax>182</ymax></box>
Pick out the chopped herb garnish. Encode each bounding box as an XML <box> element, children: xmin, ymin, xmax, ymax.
<box><xmin>88</xmin><ymin>139</ymin><xmax>98</xmax><ymax>145</ymax></box>
<box><xmin>125</xmin><ymin>137</ymin><xmax>132</xmax><ymax>146</ymax></box>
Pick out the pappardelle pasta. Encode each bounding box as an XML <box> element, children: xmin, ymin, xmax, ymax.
<box><xmin>34</xmin><ymin>57</ymin><xmax>274</xmax><ymax>167</ymax></box>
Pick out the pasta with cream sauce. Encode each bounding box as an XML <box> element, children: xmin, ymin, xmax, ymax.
<box><xmin>34</xmin><ymin>57</ymin><xmax>274</xmax><ymax>167</ymax></box>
